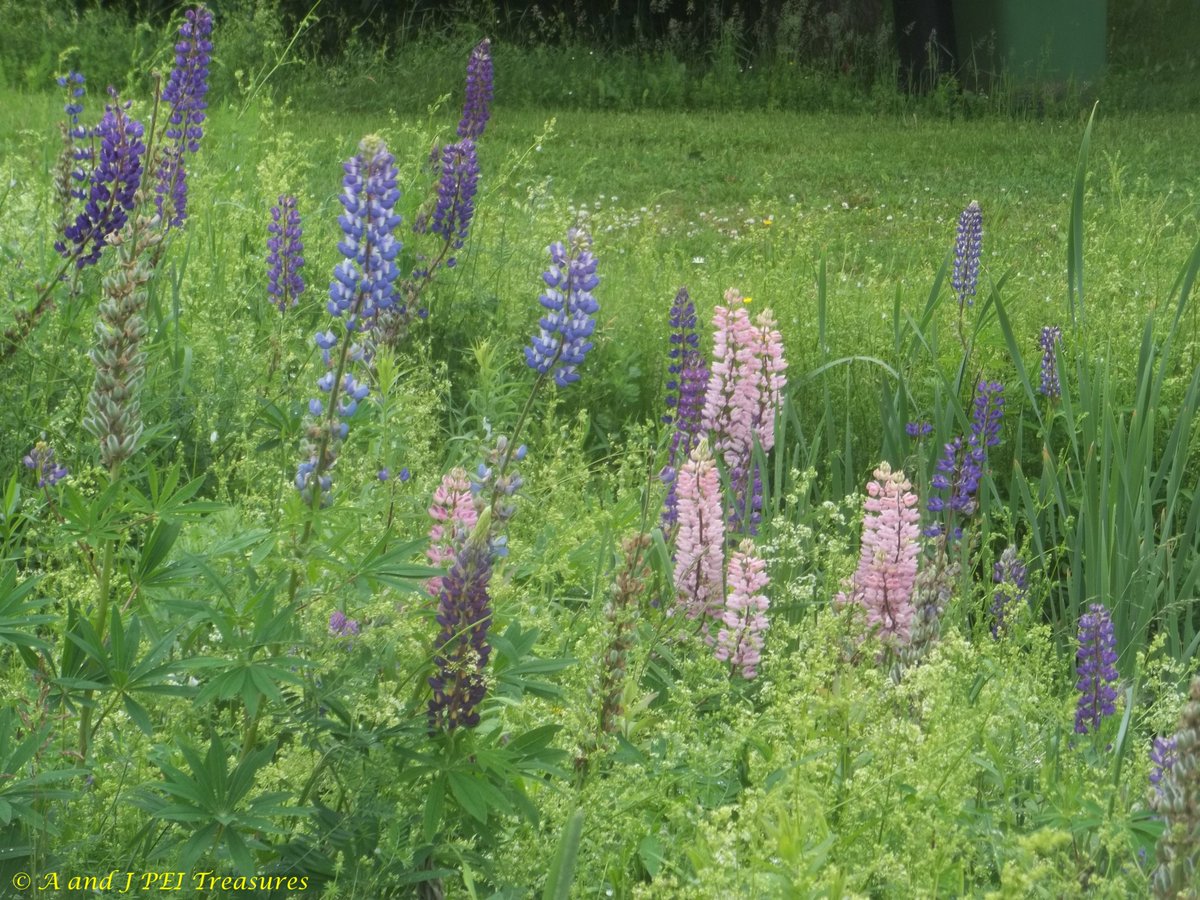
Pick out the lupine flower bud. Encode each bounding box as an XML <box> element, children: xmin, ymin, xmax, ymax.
<box><xmin>951</xmin><ymin>200</ymin><xmax>982</xmax><ymax>308</ymax></box>
<box><xmin>524</xmin><ymin>228</ymin><xmax>600</xmax><ymax>387</ymax></box>
<box><xmin>267</xmin><ymin>194</ymin><xmax>305</xmax><ymax>311</ymax></box>
<box><xmin>597</xmin><ymin>534</ymin><xmax>652</xmax><ymax>738</ymax></box>
<box><xmin>82</xmin><ymin>218</ymin><xmax>164</xmax><ymax>471</ymax></box>
<box><xmin>458</xmin><ymin>38</ymin><xmax>493</xmax><ymax>140</ymax></box>
<box><xmin>662</xmin><ymin>287</ymin><xmax>709</xmax><ymax>528</ymax></box>
<box><xmin>673</xmin><ymin>438</ymin><xmax>725</xmax><ymax>627</ymax></box>
<box><xmin>1038</xmin><ymin>325</ymin><xmax>1062</xmax><ymax>398</ymax></box>
<box><xmin>1074</xmin><ymin>602</ymin><xmax>1119</xmax><ymax>735</ymax></box>
<box><xmin>1150</xmin><ymin>676</ymin><xmax>1200</xmax><ymax>897</ymax></box>
<box><xmin>836</xmin><ymin>462</ymin><xmax>920</xmax><ymax>648</ymax></box>
<box><xmin>715</xmin><ymin>541</ymin><xmax>770</xmax><ymax>678</ymax></box>
<box><xmin>898</xmin><ymin>535</ymin><xmax>958</xmax><ymax>672</ymax></box>
<box><xmin>56</xmin><ymin>91</ymin><xmax>145</xmax><ymax>269</ymax></box>
<box><xmin>990</xmin><ymin>546</ymin><xmax>1028</xmax><ymax>638</ymax></box>
<box><xmin>155</xmin><ymin>5</ymin><xmax>213</xmax><ymax>229</ymax></box>
<box><xmin>23</xmin><ymin>441</ymin><xmax>69</xmax><ymax>487</ymax></box>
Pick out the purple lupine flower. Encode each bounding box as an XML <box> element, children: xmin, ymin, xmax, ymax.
<box><xmin>329</xmin><ymin>609</ymin><xmax>361</xmax><ymax>638</ymax></box>
<box><xmin>55</xmin><ymin>91</ymin><xmax>145</xmax><ymax>269</ymax></box>
<box><xmin>1038</xmin><ymin>326</ymin><xmax>1062</xmax><ymax>398</ymax></box>
<box><xmin>22</xmin><ymin>442</ymin><xmax>69</xmax><ymax>488</ymax></box>
<box><xmin>1075</xmin><ymin>602</ymin><xmax>1119</xmax><ymax>735</ymax></box>
<box><xmin>428</xmin><ymin>139</ymin><xmax>479</xmax><ymax>267</ymax></box>
<box><xmin>951</xmin><ymin>200</ymin><xmax>983</xmax><ymax>308</ymax></box>
<box><xmin>457</xmin><ymin>38</ymin><xmax>493</xmax><ymax>140</ymax></box>
<box><xmin>927</xmin><ymin>381</ymin><xmax>1004</xmax><ymax>539</ymax></box>
<box><xmin>155</xmin><ymin>5</ymin><xmax>213</xmax><ymax>229</ymax></box>
<box><xmin>906</xmin><ymin>421</ymin><xmax>933</xmax><ymax>439</ymax></box>
<box><xmin>428</xmin><ymin>534</ymin><xmax>494</xmax><ymax>731</ymax></box>
<box><xmin>524</xmin><ymin>228</ymin><xmax>600</xmax><ymax>387</ymax></box>
<box><xmin>267</xmin><ymin>194</ymin><xmax>305</xmax><ymax>311</ymax></box>
<box><xmin>662</xmin><ymin>287</ymin><xmax>709</xmax><ymax>528</ymax></box>
<box><xmin>469</xmin><ymin>434</ymin><xmax>524</xmax><ymax>546</ymax></box>
<box><xmin>295</xmin><ymin>137</ymin><xmax>401</xmax><ymax>507</ymax></box>
<box><xmin>53</xmin><ymin>71</ymin><xmax>93</xmax><ymax>236</ymax></box>
<box><xmin>990</xmin><ymin>546</ymin><xmax>1027</xmax><ymax>638</ymax></box>
<box><xmin>1150</xmin><ymin>735</ymin><xmax>1177</xmax><ymax>796</ymax></box>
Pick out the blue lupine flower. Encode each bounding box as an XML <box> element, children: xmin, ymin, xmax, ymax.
<box><xmin>1039</xmin><ymin>325</ymin><xmax>1062</xmax><ymax>398</ymax></box>
<box><xmin>267</xmin><ymin>194</ymin><xmax>305</xmax><ymax>311</ymax></box>
<box><xmin>295</xmin><ymin>136</ymin><xmax>402</xmax><ymax>507</ymax></box>
<box><xmin>428</xmin><ymin>538</ymin><xmax>494</xmax><ymax>731</ymax></box>
<box><xmin>155</xmin><ymin>5</ymin><xmax>213</xmax><ymax>228</ymax></box>
<box><xmin>990</xmin><ymin>546</ymin><xmax>1028</xmax><ymax>638</ymax></box>
<box><xmin>524</xmin><ymin>229</ymin><xmax>600</xmax><ymax>387</ymax></box>
<box><xmin>55</xmin><ymin>91</ymin><xmax>145</xmax><ymax>269</ymax></box>
<box><xmin>23</xmin><ymin>442</ymin><xmax>69</xmax><ymax>488</ymax></box>
<box><xmin>1075</xmin><ymin>602</ymin><xmax>1119</xmax><ymax>735</ymax></box>
<box><xmin>428</xmin><ymin>139</ymin><xmax>479</xmax><ymax>267</ymax></box>
<box><xmin>457</xmin><ymin>38</ymin><xmax>493</xmax><ymax>140</ymax></box>
<box><xmin>905</xmin><ymin>421</ymin><xmax>933</xmax><ymax>439</ymax></box>
<box><xmin>951</xmin><ymin>200</ymin><xmax>982</xmax><ymax>308</ymax></box>
<box><xmin>662</xmin><ymin>286</ymin><xmax>709</xmax><ymax>528</ymax></box>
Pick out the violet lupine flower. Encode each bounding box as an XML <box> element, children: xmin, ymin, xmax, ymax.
<box><xmin>715</xmin><ymin>541</ymin><xmax>770</xmax><ymax>679</ymax></box>
<box><xmin>329</xmin><ymin>609</ymin><xmax>361</xmax><ymax>638</ymax></box>
<box><xmin>469</xmin><ymin>435</ymin><xmax>525</xmax><ymax>549</ymax></box>
<box><xmin>427</xmin><ymin>466</ymin><xmax>479</xmax><ymax>597</ymax></box>
<box><xmin>1074</xmin><ymin>602</ymin><xmax>1119</xmax><ymax>735</ymax></box>
<box><xmin>836</xmin><ymin>462</ymin><xmax>920</xmax><ymax>648</ymax></box>
<box><xmin>53</xmin><ymin>72</ymin><xmax>91</xmax><ymax>232</ymax></box>
<box><xmin>662</xmin><ymin>287</ymin><xmax>709</xmax><ymax>528</ymax></box>
<box><xmin>55</xmin><ymin>91</ymin><xmax>145</xmax><ymax>269</ymax></box>
<box><xmin>457</xmin><ymin>38</ymin><xmax>493</xmax><ymax>140</ymax></box>
<box><xmin>155</xmin><ymin>5</ymin><xmax>213</xmax><ymax>229</ymax></box>
<box><xmin>1038</xmin><ymin>325</ymin><xmax>1062</xmax><ymax>398</ymax></box>
<box><xmin>927</xmin><ymin>380</ymin><xmax>1004</xmax><ymax>538</ymax></box>
<box><xmin>428</xmin><ymin>139</ymin><xmax>479</xmax><ymax>268</ymax></box>
<box><xmin>23</xmin><ymin>442</ymin><xmax>69</xmax><ymax>487</ymax></box>
<box><xmin>267</xmin><ymin>194</ymin><xmax>305</xmax><ymax>311</ymax></box>
<box><xmin>673</xmin><ymin>439</ymin><xmax>726</xmax><ymax>627</ymax></box>
<box><xmin>428</xmin><ymin>527</ymin><xmax>494</xmax><ymax>731</ymax></box>
<box><xmin>524</xmin><ymin>229</ymin><xmax>600</xmax><ymax>387</ymax></box>
<box><xmin>951</xmin><ymin>200</ymin><xmax>983</xmax><ymax>308</ymax></box>
<box><xmin>906</xmin><ymin>421</ymin><xmax>933</xmax><ymax>439</ymax></box>
<box><xmin>990</xmin><ymin>546</ymin><xmax>1028</xmax><ymax>638</ymax></box>
<box><xmin>295</xmin><ymin>137</ymin><xmax>401</xmax><ymax>506</ymax></box>
<box><xmin>1150</xmin><ymin>735</ymin><xmax>1177</xmax><ymax>797</ymax></box>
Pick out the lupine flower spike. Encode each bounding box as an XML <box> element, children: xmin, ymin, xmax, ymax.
<box><xmin>927</xmin><ymin>380</ymin><xmax>1004</xmax><ymax>540</ymax></box>
<box><xmin>458</xmin><ymin>38</ymin><xmax>493</xmax><ymax>140</ymax></box>
<box><xmin>1150</xmin><ymin>675</ymin><xmax>1200</xmax><ymax>897</ymax></box>
<box><xmin>837</xmin><ymin>462</ymin><xmax>920</xmax><ymax>649</ymax></box>
<box><xmin>1074</xmin><ymin>602</ymin><xmax>1119</xmax><ymax>735</ymax></box>
<box><xmin>426</xmin><ymin>467</ymin><xmax>479</xmax><ymax>597</ymax></box>
<box><xmin>1038</xmin><ymin>325</ymin><xmax>1063</xmax><ymax>399</ymax></box>
<box><xmin>662</xmin><ymin>287</ymin><xmax>709</xmax><ymax>528</ymax></box>
<box><xmin>53</xmin><ymin>72</ymin><xmax>91</xmax><ymax>238</ymax></box>
<box><xmin>524</xmin><ymin>229</ymin><xmax>600</xmax><ymax>387</ymax></box>
<box><xmin>267</xmin><ymin>194</ymin><xmax>305</xmax><ymax>311</ymax></box>
<box><xmin>155</xmin><ymin>5</ymin><xmax>213</xmax><ymax>229</ymax></box>
<box><xmin>952</xmin><ymin>200</ymin><xmax>983</xmax><ymax>309</ymax></box>
<box><xmin>990</xmin><ymin>546</ymin><xmax>1028</xmax><ymax>638</ymax></box>
<box><xmin>56</xmin><ymin>91</ymin><xmax>145</xmax><ymax>270</ymax></box>
<box><xmin>673</xmin><ymin>438</ymin><xmax>726</xmax><ymax>628</ymax></box>
<box><xmin>715</xmin><ymin>541</ymin><xmax>770</xmax><ymax>678</ymax></box>
<box><xmin>23</xmin><ymin>442</ymin><xmax>69</xmax><ymax>488</ymax></box>
<box><xmin>296</xmin><ymin>136</ymin><xmax>400</xmax><ymax>507</ymax></box>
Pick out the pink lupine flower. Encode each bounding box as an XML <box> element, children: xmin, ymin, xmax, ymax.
<box><xmin>749</xmin><ymin>308</ymin><xmax>786</xmax><ymax>452</ymax></box>
<box><xmin>715</xmin><ymin>541</ymin><xmax>770</xmax><ymax>678</ymax></box>
<box><xmin>701</xmin><ymin>293</ymin><xmax>759</xmax><ymax>469</ymax></box>
<box><xmin>673</xmin><ymin>438</ymin><xmax>725</xmax><ymax>625</ymax></box>
<box><xmin>837</xmin><ymin>462</ymin><xmax>921</xmax><ymax>647</ymax></box>
<box><xmin>427</xmin><ymin>466</ymin><xmax>478</xmax><ymax>596</ymax></box>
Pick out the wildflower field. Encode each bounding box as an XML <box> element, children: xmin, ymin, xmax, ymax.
<box><xmin>2</xmin><ymin>7</ymin><xmax>1200</xmax><ymax>898</ymax></box>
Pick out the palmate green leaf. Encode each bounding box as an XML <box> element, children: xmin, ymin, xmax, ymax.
<box><xmin>0</xmin><ymin>567</ymin><xmax>53</xmax><ymax>652</ymax></box>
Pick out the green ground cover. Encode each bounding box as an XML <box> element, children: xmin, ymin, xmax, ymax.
<box><xmin>2</xmin><ymin>12</ymin><xmax>1200</xmax><ymax>898</ymax></box>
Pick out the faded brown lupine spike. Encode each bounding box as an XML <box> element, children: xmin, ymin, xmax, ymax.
<box><xmin>1151</xmin><ymin>675</ymin><xmax>1200</xmax><ymax>898</ymax></box>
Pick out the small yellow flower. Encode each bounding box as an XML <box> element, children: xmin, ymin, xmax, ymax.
<box><xmin>762</xmin><ymin>217</ymin><xmax>773</xmax><ymax>227</ymax></box>
<box><xmin>742</xmin><ymin>295</ymin><xmax>752</xmax><ymax>304</ymax></box>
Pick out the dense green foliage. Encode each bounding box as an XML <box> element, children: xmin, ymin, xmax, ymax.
<box><xmin>0</xmin><ymin>5</ymin><xmax>1199</xmax><ymax>898</ymax></box>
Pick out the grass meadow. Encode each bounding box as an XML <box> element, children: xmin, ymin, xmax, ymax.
<box><xmin>1</xmin><ymin>7</ymin><xmax>1200</xmax><ymax>899</ymax></box>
